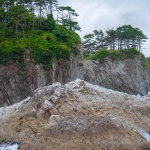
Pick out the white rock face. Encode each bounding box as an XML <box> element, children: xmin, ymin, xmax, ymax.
<box><xmin>0</xmin><ymin>79</ymin><xmax>150</xmax><ymax>149</ymax></box>
<box><xmin>0</xmin><ymin>79</ymin><xmax>150</xmax><ymax>125</ymax></box>
<box><xmin>0</xmin><ymin>97</ymin><xmax>30</xmax><ymax>123</ymax></box>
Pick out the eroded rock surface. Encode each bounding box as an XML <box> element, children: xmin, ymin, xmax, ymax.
<box><xmin>0</xmin><ymin>55</ymin><xmax>82</xmax><ymax>106</ymax></box>
<box><xmin>0</xmin><ymin>55</ymin><xmax>150</xmax><ymax>107</ymax></box>
<box><xmin>73</xmin><ymin>56</ymin><xmax>150</xmax><ymax>95</ymax></box>
<box><xmin>0</xmin><ymin>80</ymin><xmax>150</xmax><ymax>150</ymax></box>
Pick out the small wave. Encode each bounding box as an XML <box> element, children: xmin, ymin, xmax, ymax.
<box><xmin>137</xmin><ymin>129</ymin><xmax>150</xmax><ymax>142</ymax></box>
<box><xmin>0</xmin><ymin>142</ymin><xmax>19</xmax><ymax>150</ymax></box>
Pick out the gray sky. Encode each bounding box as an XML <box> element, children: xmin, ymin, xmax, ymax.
<box><xmin>59</xmin><ymin>0</ymin><xmax>150</xmax><ymax>57</ymax></box>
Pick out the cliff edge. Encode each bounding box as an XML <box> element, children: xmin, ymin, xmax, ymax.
<box><xmin>0</xmin><ymin>55</ymin><xmax>82</xmax><ymax>106</ymax></box>
<box><xmin>0</xmin><ymin>54</ymin><xmax>150</xmax><ymax>106</ymax></box>
<box><xmin>73</xmin><ymin>56</ymin><xmax>150</xmax><ymax>96</ymax></box>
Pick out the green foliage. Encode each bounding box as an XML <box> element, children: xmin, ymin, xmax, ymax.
<box><xmin>86</xmin><ymin>48</ymin><xmax>147</xmax><ymax>68</ymax></box>
<box><xmin>87</xmin><ymin>49</ymin><xmax>109</xmax><ymax>63</ymax></box>
<box><xmin>52</xmin><ymin>25</ymin><xmax>81</xmax><ymax>54</ymax></box>
<box><xmin>83</xmin><ymin>25</ymin><xmax>148</xmax><ymax>53</ymax></box>
<box><xmin>83</xmin><ymin>50</ymin><xmax>90</xmax><ymax>58</ymax></box>
<box><xmin>42</xmin><ymin>14</ymin><xmax>56</xmax><ymax>32</ymax></box>
<box><xmin>121</xmin><ymin>48</ymin><xmax>140</xmax><ymax>58</ymax></box>
<box><xmin>0</xmin><ymin>38</ymin><xmax>27</xmax><ymax>64</ymax></box>
<box><xmin>58</xmin><ymin>6</ymin><xmax>80</xmax><ymax>31</ymax></box>
<box><xmin>140</xmin><ymin>53</ymin><xmax>147</xmax><ymax>69</ymax></box>
<box><xmin>0</xmin><ymin>0</ymin><xmax>81</xmax><ymax>69</ymax></box>
<box><xmin>86</xmin><ymin>48</ymin><xmax>140</xmax><ymax>63</ymax></box>
<box><xmin>146</xmin><ymin>57</ymin><xmax>150</xmax><ymax>64</ymax></box>
<box><xmin>109</xmin><ymin>50</ymin><xmax>122</xmax><ymax>60</ymax></box>
<box><xmin>27</xmin><ymin>30</ymin><xmax>79</xmax><ymax>69</ymax></box>
<box><xmin>30</xmin><ymin>47</ymin><xmax>54</xmax><ymax>69</ymax></box>
<box><xmin>0</xmin><ymin>26</ymin><xmax>81</xmax><ymax>69</ymax></box>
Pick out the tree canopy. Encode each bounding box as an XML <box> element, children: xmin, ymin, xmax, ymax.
<box><xmin>0</xmin><ymin>0</ymin><xmax>81</xmax><ymax>69</ymax></box>
<box><xmin>83</xmin><ymin>25</ymin><xmax>148</xmax><ymax>57</ymax></box>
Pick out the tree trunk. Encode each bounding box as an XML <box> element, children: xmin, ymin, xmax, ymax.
<box><xmin>50</xmin><ymin>0</ymin><xmax>52</xmax><ymax>14</ymax></box>
<box><xmin>127</xmin><ymin>38</ymin><xmax>129</xmax><ymax>49</ymax></box>
<box><xmin>138</xmin><ymin>38</ymin><xmax>141</xmax><ymax>52</ymax></box>
<box><xmin>24</xmin><ymin>19</ymin><xmax>27</xmax><ymax>31</ymax></box>
<box><xmin>110</xmin><ymin>37</ymin><xmax>112</xmax><ymax>49</ymax></box>
<box><xmin>16</xmin><ymin>22</ymin><xmax>19</xmax><ymax>39</ymax></box>
<box><xmin>113</xmin><ymin>38</ymin><xmax>115</xmax><ymax>50</ymax></box>
<box><xmin>56</xmin><ymin>11</ymin><xmax>59</xmax><ymax>23</ymax></box>
<box><xmin>21</xmin><ymin>24</ymin><xmax>25</xmax><ymax>38</ymax></box>
<box><xmin>32</xmin><ymin>17</ymin><xmax>35</xmax><ymax>30</ymax></box>
<box><xmin>39</xmin><ymin>2</ymin><xmax>42</xmax><ymax>28</ymax></box>
<box><xmin>69</xmin><ymin>13</ymin><xmax>72</xmax><ymax>30</ymax></box>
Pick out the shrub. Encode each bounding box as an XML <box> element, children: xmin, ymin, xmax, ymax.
<box><xmin>88</xmin><ymin>49</ymin><xmax>109</xmax><ymax>63</ymax></box>
<box><xmin>121</xmin><ymin>48</ymin><xmax>140</xmax><ymax>58</ymax></box>
<box><xmin>109</xmin><ymin>50</ymin><xmax>122</xmax><ymax>60</ymax></box>
<box><xmin>30</xmin><ymin>47</ymin><xmax>54</xmax><ymax>69</ymax></box>
<box><xmin>86</xmin><ymin>48</ymin><xmax>141</xmax><ymax>63</ymax></box>
<box><xmin>0</xmin><ymin>39</ymin><xmax>26</xmax><ymax>64</ymax></box>
<box><xmin>29</xmin><ymin>32</ymin><xmax>71</xmax><ymax>69</ymax></box>
<box><xmin>0</xmin><ymin>25</ymin><xmax>81</xmax><ymax>69</ymax></box>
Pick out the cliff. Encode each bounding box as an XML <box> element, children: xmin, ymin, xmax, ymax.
<box><xmin>73</xmin><ymin>56</ymin><xmax>150</xmax><ymax>95</ymax></box>
<box><xmin>0</xmin><ymin>55</ymin><xmax>82</xmax><ymax>106</ymax></box>
<box><xmin>0</xmin><ymin>53</ymin><xmax>150</xmax><ymax>107</ymax></box>
<box><xmin>0</xmin><ymin>80</ymin><xmax>150</xmax><ymax>150</ymax></box>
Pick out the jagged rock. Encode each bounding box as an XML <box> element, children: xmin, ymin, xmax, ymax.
<box><xmin>73</xmin><ymin>56</ymin><xmax>150</xmax><ymax>96</ymax></box>
<box><xmin>0</xmin><ymin>80</ymin><xmax>150</xmax><ymax>149</ymax></box>
<box><xmin>0</xmin><ymin>55</ymin><xmax>82</xmax><ymax>106</ymax></box>
<box><xmin>1</xmin><ymin>55</ymin><xmax>150</xmax><ymax>107</ymax></box>
<box><xmin>0</xmin><ymin>54</ymin><xmax>150</xmax><ymax>107</ymax></box>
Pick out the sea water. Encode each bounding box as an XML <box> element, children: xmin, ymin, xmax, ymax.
<box><xmin>0</xmin><ymin>143</ymin><xmax>19</xmax><ymax>150</ymax></box>
<box><xmin>138</xmin><ymin>129</ymin><xmax>150</xmax><ymax>142</ymax></box>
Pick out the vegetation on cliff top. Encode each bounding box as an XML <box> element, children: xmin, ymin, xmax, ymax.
<box><xmin>83</xmin><ymin>25</ymin><xmax>148</xmax><ymax>56</ymax></box>
<box><xmin>85</xmin><ymin>48</ymin><xmax>140</xmax><ymax>62</ymax></box>
<box><xmin>0</xmin><ymin>0</ymin><xmax>81</xmax><ymax>69</ymax></box>
<box><xmin>0</xmin><ymin>1</ymin><xmax>149</xmax><ymax>69</ymax></box>
<box><xmin>83</xmin><ymin>25</ymin><xmax>148</xmax><ymax>68</ymax></box>
<box><xmin>85</xmin><ymin>48</ymin><xmax>147</xmax><ymax>68</ymax></box>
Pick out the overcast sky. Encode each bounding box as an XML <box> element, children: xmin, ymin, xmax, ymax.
<box><xmin>59</xmin><ymin>0</ymin><xmax>150</xmax><ymax>57</ymax></box>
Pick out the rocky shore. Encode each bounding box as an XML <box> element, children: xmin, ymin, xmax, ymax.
<box><xmin>0</xmin><ymin>80</ymin><xmax>150</xmax><ymax>150</ymax></box>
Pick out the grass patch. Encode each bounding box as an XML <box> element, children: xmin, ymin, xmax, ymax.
<box><xmin>86</xmin><ymin>48</ymin><xmax>123</xmax><ymax>63</ymax></box>
<box><xmin>121</xmin><ymin>48</ymin><xmax>140</xmax><ymax>58</ymax></box>
<box><xmin>88</xmin><ymin>49</ymin><xmax>109</xmax><ymax>63</ymax></box>
<box><xmin>85</xmin><ymin>48</ymin><xmax>146</xmax><ymax>68</ymax></box>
